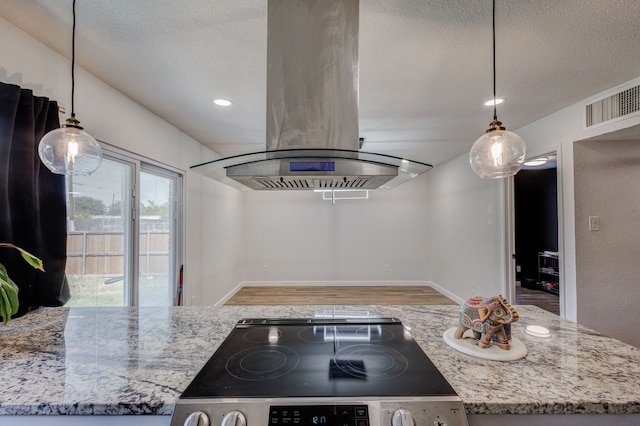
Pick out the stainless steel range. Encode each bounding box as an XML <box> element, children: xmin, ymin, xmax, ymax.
<box><xmin>171</xmin><ymin>318</ymin><xmax>468</xmax><ymax>426</ymax></box>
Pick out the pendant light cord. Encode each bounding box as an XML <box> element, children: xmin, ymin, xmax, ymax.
<box><xmin>492</xmin><ymin>0</ymin><xmax>497</xmax><ymax>122</ymax></box>
<box><xmin>71</xmin><ymin>0</ymin><xmax>76</xmax><ymax>118</ymax></box>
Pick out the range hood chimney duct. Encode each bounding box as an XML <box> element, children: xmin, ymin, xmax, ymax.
<box><xmin>266</xmin><ymin>0</ymin><xmax>359</xmax><ymax>153</ymax></box>
<box><xmin>191</xmin><ymin>0</ymin><xmax>432</xmax><ymax>190</ymax></box>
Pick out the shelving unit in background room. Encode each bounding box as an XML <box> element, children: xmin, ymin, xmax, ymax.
<box><xmin>538</xmin><ymin>251</ymin><xmax>559</xmax><ymax>295</ymax></box>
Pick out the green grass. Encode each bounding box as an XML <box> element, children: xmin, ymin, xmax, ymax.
<box><xmin>65</xmin><ymin>274</ymin><xmax>173</xmax><ymax>307</ymax></box>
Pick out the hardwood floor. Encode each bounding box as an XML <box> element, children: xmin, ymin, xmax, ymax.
<box><xmin>225</xmin><ymin>285</ymin><xmax>559</xmax><ymax>315</ymax></box>
<box><xmin>515</xmin><ymin>286</ymin><xmax>560</xmax><ymax>315</ymax></box>
<box><xmin>224</xmin><ymin>286</ymin><xmax>457</xmax><ymax>306</ymax></box>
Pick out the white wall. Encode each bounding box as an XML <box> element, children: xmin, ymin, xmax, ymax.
<box><xmin>241</xmin><ymin>173</ymin><xmax>431</xmax><ymax>284</ymax></box>
<box><xmin>426</xmin><ymin>154</ymin><xmax>508</xmax><ymax>302</ymax></box>
<box><xmin>573</xmin><ymin>139</ymin><xmax>640</xmax><ymax>347</ymax></box>
<box><xmin>0</xmin><ymin>17</ymin><xmax>244</xmax><ymax>305</ymax></box>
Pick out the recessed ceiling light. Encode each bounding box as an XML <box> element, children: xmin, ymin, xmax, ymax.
<box><xmin>213</xmin><ymin>98</ymin><xmax>233</xmax><ymax>107</ymax></box>
<box><xmin>524</xmin><ymin>158</ymin><xmax>548</xmax><ymax>167</ymax></box>
<box><xmin>484</xmin><ymin>98</ymin><xmax>505</xmax><ymax>106</ymax></box>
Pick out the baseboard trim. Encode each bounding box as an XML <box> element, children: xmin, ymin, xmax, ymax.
<box><xmin>214</xmin><ymin>281</ymin><xmax>245</xmax><ymax>307</ymax></box>
<box><xmin>427</xmin><ymin>281</ymin><xmax>465</xmax><ymax>305</ymax></box>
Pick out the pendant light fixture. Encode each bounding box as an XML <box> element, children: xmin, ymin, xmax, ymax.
<box><xmin>469</xmin><ymin>0</ymin><xmax>526</xmax><ymax>179</ymax></box>
<box><xmin>39</xmin><ymin>0</ymin><xmax>102</xmax><ymax>176</ymax></box>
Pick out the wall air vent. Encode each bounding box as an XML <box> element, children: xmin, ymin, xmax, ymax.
<box><xmin>586</xmin><ymin>85</ymin><xmax>640</xmax><ymax>127</ymax></box>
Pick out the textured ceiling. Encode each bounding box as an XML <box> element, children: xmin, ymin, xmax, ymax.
<box><xmin>1</xmin><ymin>0</ymin><xmax>640</xmax><ymax>166</ymax></box>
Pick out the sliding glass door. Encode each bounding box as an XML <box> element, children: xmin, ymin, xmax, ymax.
<box><xmin>65</xmin><ymin>145</ymin><xmax>183</xmax><ymax>307</ymax></box>
<box><xmin>138</xmin><ymin>167</ymin><xmax>180</xmax><ymax>306</ymax></box>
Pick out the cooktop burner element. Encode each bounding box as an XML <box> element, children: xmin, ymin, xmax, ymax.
<box><xmin>226</xmin><ymin>344</ymin><xmax>300</xmax><ymax>381</ymax></box>
<box><xmin>172</xmin><ymin>318</ymin><xmax>468</xmax><ymax>426</ymax></box>
<box><xmin>331</xmin><ymin>343</ymin><xmax>407</xmax><ymax>380</ymax></box>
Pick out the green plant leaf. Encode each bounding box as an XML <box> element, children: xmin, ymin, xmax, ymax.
<box><xmin>0</xmin><ymin>284</ymin><xmax>12</xmax><ymax>325</ymax></box>
<box><xmin>0</xmin><ymin>264</ymin><xmax>16</xmax><ymax>323</ymax></box>
<box><xmin>0</xmin><ymin>243</ymin><xmax>45</xmax><ymax>271</ymax></box>
<box><xmin>0</xmin><ymin>243</ymin><xmax>44</xmax><ymax>325</ymax></box>
<box><xmin>18</xmin><ymin>250</ymin><xmax>45</xmax><ymax>271</ymax></box>
<box><xmin>0</xmin><ymin>263</ymin><xmax>10</xmax><ymax>283</ymax></box>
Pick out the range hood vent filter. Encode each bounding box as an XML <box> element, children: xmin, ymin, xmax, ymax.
<box><xmin>243</xmin><ymin>177</ymin><xmax>377</xmax><ymax>191</ymax></box>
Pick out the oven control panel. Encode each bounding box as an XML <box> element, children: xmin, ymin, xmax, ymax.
<box><xmin>269</xmin><ymin>404</ymin><xmax>369</xmax><ymax>426</ymax></box>
<box><xmin>171</xmin><ymin>398</ymin><xmax>468</xmax><ymax>426</ymax></box>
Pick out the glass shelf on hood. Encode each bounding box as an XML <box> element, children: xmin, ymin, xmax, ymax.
<box><xmin>190</xmin><ymin>148</ymin><xmax>433</xmax><ymax>191</ymax></box>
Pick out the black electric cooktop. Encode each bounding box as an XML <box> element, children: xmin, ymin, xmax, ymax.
<box><xmin>181</xmin><ymin>318</ymin><xmax>457</xmax><ymax>399</ymax></box>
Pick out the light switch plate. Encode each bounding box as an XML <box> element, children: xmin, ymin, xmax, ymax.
<box><xmin>589</xmin><ymin>216</ymin><xmax>600</xmax><ymax>231</ymax></box>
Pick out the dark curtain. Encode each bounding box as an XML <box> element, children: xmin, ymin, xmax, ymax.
<box><xmin>0</xmin><ymin>81</ymin><xmax>69</xmax><ymax>318</ymax></box>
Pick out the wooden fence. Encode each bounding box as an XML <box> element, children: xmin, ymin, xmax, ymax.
<box><xmin>66</xmin><ymin>231</ymin><xmax>169</xmax><ymax>275</ymax></box>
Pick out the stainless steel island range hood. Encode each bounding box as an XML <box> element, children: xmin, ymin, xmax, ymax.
<box><xmin>191</xmin><ymin>0</ymin><xmax>432</xmax><ymax>191</ymax></box>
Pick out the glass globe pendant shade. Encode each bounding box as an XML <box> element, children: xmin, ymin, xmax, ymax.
<box><xmin>38</xmin><ymin>116</ymin><xmax>102</xmax><ymax>176</ymax></box>
<box><xmin>469</xmin><ymin>120</ymin><xmax>526</xmax><ymax>179</ymax></box>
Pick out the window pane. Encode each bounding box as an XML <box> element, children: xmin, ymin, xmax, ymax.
<box><xmin>65</xmin><ymin>158</ymin><xmax>133</xmax><ymax>307</ymax></box>
<box><xmin>138</xmin><ymin>170</ymin><xmax>175</xmax><ymax>306</ymax></box>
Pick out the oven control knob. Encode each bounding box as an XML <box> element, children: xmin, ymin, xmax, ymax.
<box><xmin>221</xmin><ymin>410</ymin><xmax>247</xmax><ymax>426</ymax></box>
<box><xmin>184</xmin><ymin>411</ymin><xmax>210</xmax><ymax>426</ymax></box>
<box><xmin>391</xmin><ymin>409</ymin><xmax>415</xmax><ymax>426</ymax></box>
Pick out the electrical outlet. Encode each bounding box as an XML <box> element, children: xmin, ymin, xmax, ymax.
<box><xmin>384</xmin><ymin>264</ymin><xmax>391</xmax><ymax>272</ymax></box>
<box><xmin>261</xmin><ymin>265</ymin><xmax>268</xmax><ymax>273</ymax></box>
<box><xmin>588</xmin><ymin>216</ymin><xmax>600</xmax><ymax>231</ymax></box>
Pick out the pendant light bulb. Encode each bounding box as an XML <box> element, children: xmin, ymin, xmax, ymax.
<box><xmin>39</xmin><ymin>115</ymin><xmax>102</xmax><ymax>176</ymax></box>
<box><xmin>470</xmin><ymin>120</ymin><xmax>526</xmax><ymax>179</ymax></box>
<box><xmin>38</xmin><ymin>0</ymin><xmax>102</xmax><ymax>176</ymax></box>
<box><xmin>469</xmin><ymin>0</ymin><xmax>526</xmax><ymax>179</ymax></box>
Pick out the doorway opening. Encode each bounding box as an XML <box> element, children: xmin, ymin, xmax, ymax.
<box><xmin>513</xmin><ymin>152</ymin><xmax>560</xmax><ymax>314</ymax></box>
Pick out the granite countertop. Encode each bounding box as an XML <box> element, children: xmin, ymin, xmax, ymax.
<box><xmin>1</xmin><ymin>305</ymin><xmax>639</xmax><ymax>417</ymax></box>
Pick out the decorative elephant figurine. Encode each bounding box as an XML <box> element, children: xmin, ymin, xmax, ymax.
<box><xmin>454</xmin><ymin>295</ymin><xmax>519</xmax><ymax>350</ymax></box>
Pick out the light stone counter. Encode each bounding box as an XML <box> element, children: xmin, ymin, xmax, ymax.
<box><xmin>1</xmin><ymin>305</ymin><xmax>639</xmax><ymax>424</ymax></box>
